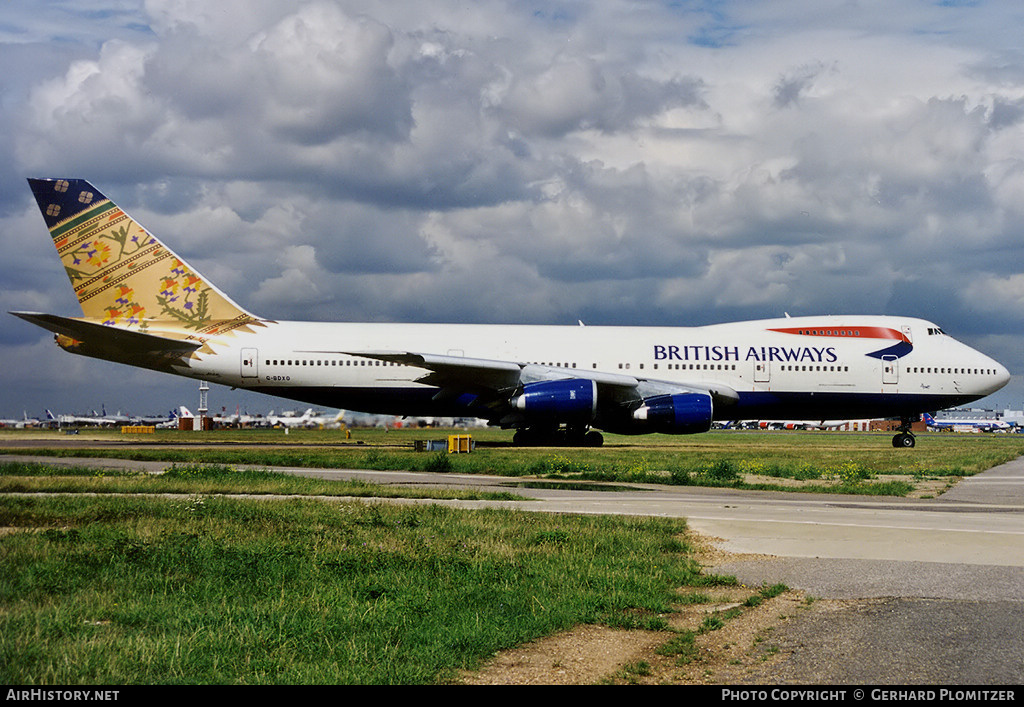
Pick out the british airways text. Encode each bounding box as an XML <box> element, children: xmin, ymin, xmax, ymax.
<box><xmin>654</xmin><ymin>345</ymin><xmax>839</xmax><ymax>363</ymax></box>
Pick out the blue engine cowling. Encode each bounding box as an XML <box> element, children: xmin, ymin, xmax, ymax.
<box><xmin>632</xmin><ymin>393</ymin><xmax>713</xmax><ymax>434</ymax></box>
<box><xmin>512</xmin><ymin>379</ymin><xmax>597</xmax><ymax>422</ymax></box>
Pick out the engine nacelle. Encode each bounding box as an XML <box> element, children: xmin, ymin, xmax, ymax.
<box><xmin>511</xmin><ymin>379</ymin><xmax>597</xmax><ymax>422</ymax></box>
<box><xmin>632</xmin><ymin>393</ymin><xmax>713</xmax><ymax>434</ymax></box>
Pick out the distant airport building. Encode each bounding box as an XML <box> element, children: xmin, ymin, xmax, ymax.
<box><xmin>1001</xmin><ymin>409</ymin><xmax>1024</xmax><ymax>426</ymax></box>
<box><xmin>934</xmin><ymin>407</ymin><xmax>1015</xmax><ymax>423</ymax></box>
<box><xmin>871</xmin><ymin>418</ymin><xmax>927</xmax><ymax>433</ymax></box>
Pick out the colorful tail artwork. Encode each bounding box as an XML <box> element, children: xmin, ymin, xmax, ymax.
<box><xmin>14</xmin><ymin>178</ymin><xmax>267</xmax><ymax>371</ymax></box>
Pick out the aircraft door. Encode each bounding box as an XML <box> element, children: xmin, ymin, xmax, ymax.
<box><xmin>241</xmin><ymin>348</ymin><xmax>259</xmax><ymax>378</ymax></box>
<box><xmin>754</xmin><ymin>360</ymin><xmax>770</xmax><ymax>383</ymax></box>
<box><xmin>882</xmin><ymin>355</ymin><xmax>898</xmax><ymax>386</ymax></box>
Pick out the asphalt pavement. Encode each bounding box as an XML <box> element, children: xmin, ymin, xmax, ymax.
<box><xmin>704</xmin><ymin>456</ymin><xmax>1024</xmax><ymax>685</ymax></box>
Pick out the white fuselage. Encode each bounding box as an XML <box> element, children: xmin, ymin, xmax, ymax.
<box><xmin>180</xmin><ymin>314</ymin><xmax>1009</xmax><ymax>425</ymax></box>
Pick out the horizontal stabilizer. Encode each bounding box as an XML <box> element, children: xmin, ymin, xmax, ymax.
<box><xmin>10</xmin><ymin>312</ymin><xmax>203</xmax><ymax>358</ymax></box>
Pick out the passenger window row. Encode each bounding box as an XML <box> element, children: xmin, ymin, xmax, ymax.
<box><xmin>265</xmin><ymin>359</ymin><xmax>399</xmax><ymax>367</ymax></box>
<box><xmin>909</xmin><ymin>367</ymin><xmax>997</xmax><ymax>375</ymax></box>
<box><xmin>652</xmin><ymin>363</ymin><xmax>739</xmax><ymax>371</ymax></box>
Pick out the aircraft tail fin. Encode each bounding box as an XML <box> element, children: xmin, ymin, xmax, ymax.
<box><xmin>26</xmin><ymin>178</ymin><xmax>258</xmax><ymax>335</ymax></box>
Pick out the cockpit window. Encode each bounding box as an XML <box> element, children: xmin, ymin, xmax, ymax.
<box><xmin>927</xmin><ymin>327</ymin><xmax>947</xmax><ymax>336</ymax></box>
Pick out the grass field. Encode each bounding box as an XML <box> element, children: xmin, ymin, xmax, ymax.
<box><xmin>0</xmin><ymin>459</ymin><xmax>521</xmax><ymax>500</ymax></box>
<box><xmin>2</xmin><ymin>427</ymin><xmax>1022</xmax><ymax>683</ymax></box>
<box><xmin>3</xmin><ymin>426</ymin><xmax>1023</xmax><ymax>496</ymax></box>
<box><xmin>1</xmin><ymin>487</ymin><xmax>719</xmax><ymax>684</ymax></box>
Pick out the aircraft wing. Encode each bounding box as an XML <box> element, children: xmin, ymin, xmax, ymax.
<box><xmin>346</xmin><ymin>351</ymin><xmax>525</xmax><ymax>392</ymax></box>
<box><xmin>345</xmin><ymin>349</ymin><xmax>739</xmax><ymax>413</ymax></box>
<box><xmin>344</xmin><ymin>349</ymin><xmax>655</xmax><ymax>393</ymax></box>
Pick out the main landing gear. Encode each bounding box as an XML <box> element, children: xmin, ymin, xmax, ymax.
<box><xmin>512</xmin><ymin>426</ymin><xmax>604</xmax><ymax>447</ymax></box>
<box><xmin>892</xmin><ymin>417</ymin><xmax>917</xmax><ymax>448</ymax></box>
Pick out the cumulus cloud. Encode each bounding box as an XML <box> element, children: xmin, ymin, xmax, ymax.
<box><xmin>497</xmin><ymin>57</ymin><xmax>706</xmax><ymax>137</ymax></box>
<box><xmin>3</xmin><ymin>0</ymin><xmax>1024</xmax><ymax>413</ymax></box>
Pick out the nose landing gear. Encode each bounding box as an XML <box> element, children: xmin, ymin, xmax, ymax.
<box><xmin>892</xmin><ymin>416</ymin><xmax>918</xmax><ymax>448</ymax></box>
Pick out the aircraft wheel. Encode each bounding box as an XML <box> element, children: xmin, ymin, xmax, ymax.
<box><xmin>583</xmin><ymin>430</ymin><xmax>604</xmax><ymax>447</ymax></box>
<box><xmin>892</xmin><ymin>433</ymin><xmax>916</xmax><ymax>448</ymax></box>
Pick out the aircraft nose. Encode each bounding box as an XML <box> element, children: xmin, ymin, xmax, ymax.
<box><xmin>981</xmin><ymin>355</ymin><xmax>1011</xmax><ymax>394</ymax></box>
<box><xmin>966</xmin><ymin>345</ymin><xmax>1011</xmax><ymax>395</ymax></box>
<box><xmin>996</xmin><ymin>362</ymin><xmax>1011</xmax><ymax>389</ymax></box>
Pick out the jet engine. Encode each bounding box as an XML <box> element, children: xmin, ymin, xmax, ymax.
<box><xmin>631</xmin><ymin>393</ymin><xmax>713</xmax><ymax>434</ymax></box>
<box><xmin>511</xmin><ymin>379</ymin><xmax>597</xmax><ymax>422</ymax></box>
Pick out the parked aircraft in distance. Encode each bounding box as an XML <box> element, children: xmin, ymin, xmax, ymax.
<box><xmin>922</xmin><ymin>412</ymin><xmax>1014</xmax><ymax>433</ymax></box>
<box><xmin>49</xmin><ymin>406</ymin><xmax>124</xmax><ymax>427</ymax></box>
<box><xmin>46</xmin><ymin>407</ymin><xmax>175</xmax><ymax>427</ymax></box>
<box><xmin>753</xmin><ymin>419</ymin><xmax>870</xmax><ymax>431</ymax></box>
<box><xmin>11</xmin><ymin>179</ymin><xmax>1011</xmax><ymax>447</ymax></box>
<box><xmin>158</xmin><ymin>407</ymin><xmax>193</xmax><ymax>429</ymax></box>
<box><xmin>0</xmin><ymin>412</ymin><xmax>44</xmax><ymax>428</ymax></box>
<box><xmin>132</xmin><ymin>411</ymin><xmax>179</xmax><ymax>426</ymax></box>
<box><xmin>47</xmin><ymin>409</ymin><xmax>108</xmax><ymax>427</ymax></box>
<box><xmin>211</xmin><ymin>405</ymin><xmax>264</xmax><ymax>428</ymax></box>
<box><xmin>267</xmin><ymin>408</ymin><xmax>345</xmax><ymax>429</ymax></box>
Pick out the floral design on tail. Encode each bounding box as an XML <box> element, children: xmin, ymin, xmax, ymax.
<box><xmin>28</xmin><ymin>178</ymin><xmax>267</xmax><ymax>353</ymax></box>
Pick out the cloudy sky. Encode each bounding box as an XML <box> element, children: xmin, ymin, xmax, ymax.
<box><xmin>2</xmin><ymin>0</ymin><xmax>1023</xmax><ymax>419</ymax></box>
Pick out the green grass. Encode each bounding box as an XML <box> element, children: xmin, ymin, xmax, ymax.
<box><xmin>4</xmin><ymin>427</ymin><xmax>1022</xmax><ymax>496</ymax></box>
<box><xmin>0</xmin><ymin>460</ymin><xmax>518</xmax><ymax>501</ymax></box>
<box><xmin>0</xmin><ymin>493</ymin><xmax>706</xmax><ymax>685</ymax></box>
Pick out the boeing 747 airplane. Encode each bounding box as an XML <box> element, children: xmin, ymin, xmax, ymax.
<box><xmin>11</xmin><ymin>178</ymin><xmax>1011</xmax><ymax>447</ymax></box>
